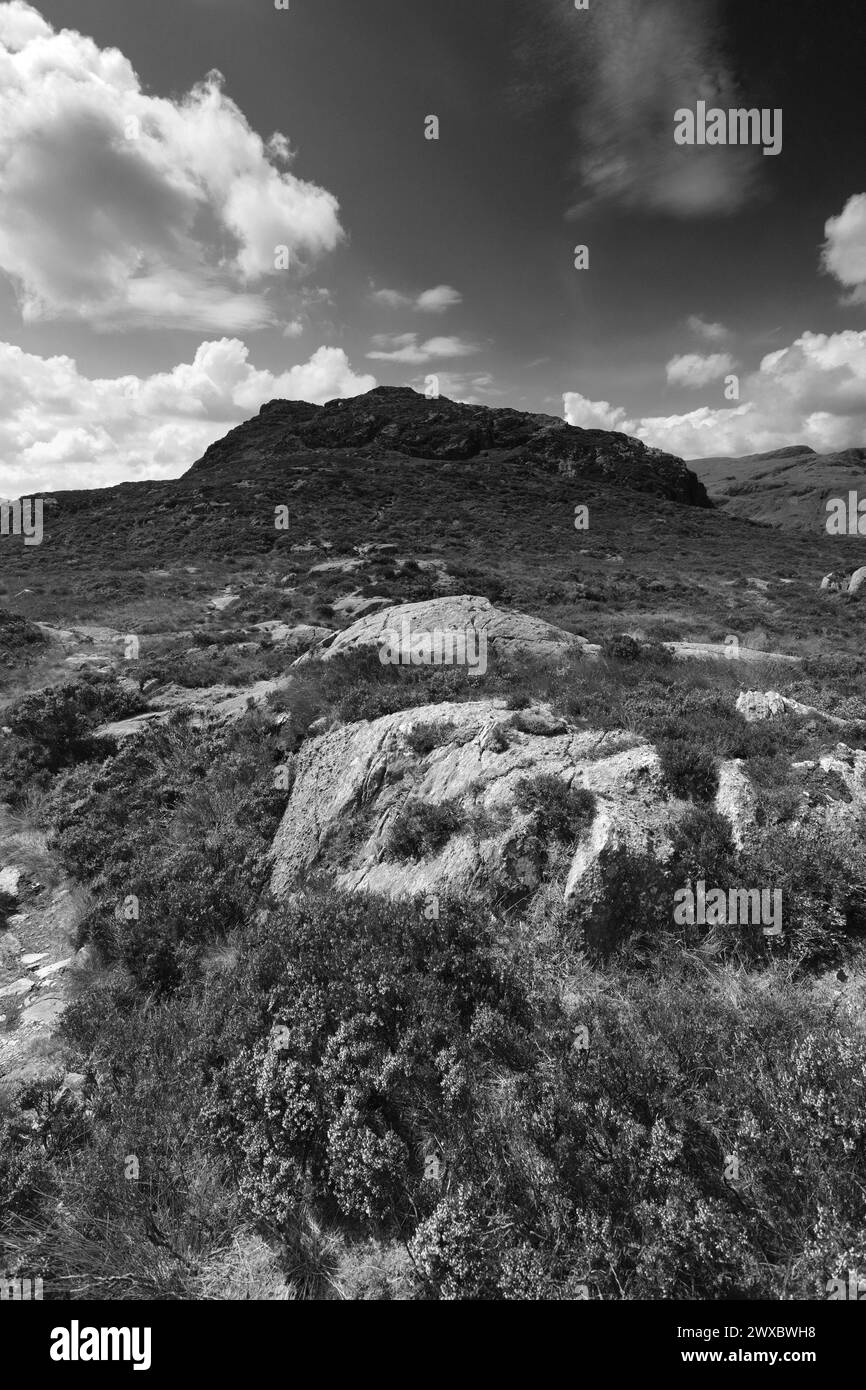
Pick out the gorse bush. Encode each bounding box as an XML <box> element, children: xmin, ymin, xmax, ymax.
<box><xmin>0</xmin><ymin>675</ymin><xmax>145</xmax><ymax>803</ymax></box>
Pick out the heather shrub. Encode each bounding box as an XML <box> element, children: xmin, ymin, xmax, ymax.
<box><xmin>657</xmin><ymin>737</ymin><xmax>719</xmax><ymax>802</ymax></box>
<box><xmin>405</xmin><ymin>721</ymin><xmax>455</xmax><ymax>756</ymax></box>
<box><xmin>514</xmin><ymin>774</ymin><xmax>596</xmax><ymax>843</ymax></box>
<box><xmin>41</xmin><ymin>712</ymin><xmax>288</xmax><ymax>991</ymax></box>
<box><xmin>0</xmin><ymin>676</ymin><xmax>145</xmax><ymax>802</ymax></box>
<box><xmin>386</xmin><ymin>799</ymin><xmax>465</xmax><ymax>860</ymax></box>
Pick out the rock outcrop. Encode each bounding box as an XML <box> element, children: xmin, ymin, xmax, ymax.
<box><xmin>668</xmin><ymin>641</ymin><xmax>799</xmax><ymax>665</ymax></box>
<box><xmin>269</xmin><ymin>699</ymin><xmax>676</xmax><ymax>905</ymax></box>
<box><xmin>736</xmin><ymin>690</ymin><xmax>851</xmax><ymax>727</ymax></box>
<box><xmin>298</xmin><ymin>596</ymin><xmax>600</xmax><ymax>667</ymax></box>
<box><xmin>95</xmin><ymin>677</ymin><xmax>292</xmax><ymax>740</ymax></box>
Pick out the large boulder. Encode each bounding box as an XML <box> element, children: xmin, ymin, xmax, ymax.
<box><xmin>269</xmin><ymin>699</ymin><xmax>673</xmax><ymax>905</ymax></box>
<box><xmin>736</xmin><ymin>690</ymin><xmax>851</xmax><ymax>727</ymax></box>
<box><xmin>298</xmin><ymin>596</ymin><xmax>600</xmax><ymax>668</ymax></box>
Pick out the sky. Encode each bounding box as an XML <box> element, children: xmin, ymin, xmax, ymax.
<box><xmin>0</xmin><ymin>0</ymin><xmax>865</xmax><ymax>494</ymax></box>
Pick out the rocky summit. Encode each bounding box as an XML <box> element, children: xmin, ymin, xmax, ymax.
<box><xmin>188</xmin><ymin>386</ymin><xmax>711</xmax><ymax>507</ymax></box>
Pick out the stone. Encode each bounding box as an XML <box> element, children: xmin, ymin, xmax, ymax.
<box><xmin>269</xmin><ymin>699</ymin><xmax>671</xmax><ymax>905</ymax></box>
<box><xmin>736</xmin><ymin>689</ymin><xmax>851</xmax><ymax>727</ymax></box>
<box><xmin>209</xmin><ymin>590</ymin><xmax>240</xmax><ymax>612</ymax></box>
<box><xmin>331</xmin><ymin>593</ymin><xmax>391</xmax><ymax>620</ymax></box>
<box><xmin>0</xmin><ymin>866</ymin><xmax>23</xmax><ymax>898</ymax></box>
<box><xmin>670</xmin><ymin>642</ymin><xmax>798</xmax><ymax>665</ymax></box>
<box><xmin>302</xmin><ymin>596</ymin><xmax>600</xmax><ymax>668</ymax></box>
<box><xmin>20</xmin><ymin>996</ymin><xmax>66</xmax><ymax>1027</ymax></box>
<box><xmin>736</xmin><ymin>690</ymin><xmax>790</xmax><ymax>722</ymax></box>
<box><xmin>0</xmin><ymin>977</ymin><xmax>34</xmax><ymax>999</ymax></box>
<box><xmin>715</xmin><ymin>761</ymin><xmax>759</xmax><ymax>849</ymax></box>
<box><xmin>254</xmin><ymin>621</ymin><xmax>333</xmax><ymax>653</ymax></box>
<box><xmin>35</xmin><ymin>957</ymin><xmax>73</xmax><ymax>979</ymax></box>
<box><xmin>309</xmin><ymin>558</ymin><xmax>366</xmax><ymax>576</ymax></box>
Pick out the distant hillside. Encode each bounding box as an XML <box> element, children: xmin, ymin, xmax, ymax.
<box><xmin>690</xmin><ymin>444</ymin><xmax>866</xmax><ymax>531</ymax></box>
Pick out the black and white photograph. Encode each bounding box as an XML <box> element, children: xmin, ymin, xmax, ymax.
<box><xmin>0</xmin><ymin>0</ymin><xmax>864</xmax><ymax>1356</ymax></box>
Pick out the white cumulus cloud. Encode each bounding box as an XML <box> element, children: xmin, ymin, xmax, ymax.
<box><xmin>0</xmin><ymin>2</ymin><xmax>343</xmax><ymax>329</ymax></box>
<box><xmin>822</xmin><ymin>193</ymin><xmax>866</xmax><ymax>306</ymax></box>
<box><xmin>666</xmin><ymin>352</ymin><xmax>736</xmax><ymax>387</ymax></box>
<box><xmin>0</xmin><ymin>337</ymin><xmax>375</xmax><ymax>494</ymax></box>
<box><xmin>565</xmin><ymin>329</ymin><xmax>866</xmax><ymax>458</ymax></box>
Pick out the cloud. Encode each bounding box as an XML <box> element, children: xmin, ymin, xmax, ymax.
<box><xmin>687</xmin><ymin>314</ymin><xmax>729</xmax><ymax>342</ymax></box>
<box><xmin>821</xmin><ymin>194</ymin><xmax>866</xmax><ymax>306</ymax></box>
<box><xmin>666</xmin><ymin>352</ymin><xmax>735</xmax><ymax>387</ymax></box>
<box><xmin>541</xmin><ymin>0</ymin><xmax>761</xmax><ymax>217</ymax></box>
<box><xmin>366</xmin><ymin>333</ymin><xmax>479</xmax><ymax>364</ymax></box>
<box><xmin>565</xmin><ymin>329</ymin><xmax>866</xmax><ymax>458</ymax></box>
<box><xmin>561</xmin><ymin>394</ymin><xmax>631</xmax><ymax>433</ymax></box>
<box><xmin>408</xmin><ymin>370</ymin><xmax>501</xmax><ymax>405</ymax></box>
<box><xmin>371</xmin><ymin>284</ymin><xmax>462</xmax><ymax>313</ymax></box>
<box><xmin>416</xmin><ymin>285</ymin><xmax>463</xmax><ymax>313</ymax></box>
<box><xmin>0</xmin><ymin>2</ymin><xmax>343</xmax><ymax>329</ymax></box>
<box><xmin>0</xmin><ymin>337</ymin><xmax>375</xmax><ymax>493</ymax></box>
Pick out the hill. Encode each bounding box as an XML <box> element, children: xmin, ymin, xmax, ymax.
<box><xmin>1</xmin><ymin>387</ymin><xmax>865</xmax><ymax>665</ymax></box>
<box><xmin>690</xmin><ymin>443</ymin><xmax>866</xmax><ymax>532</ymax></box>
